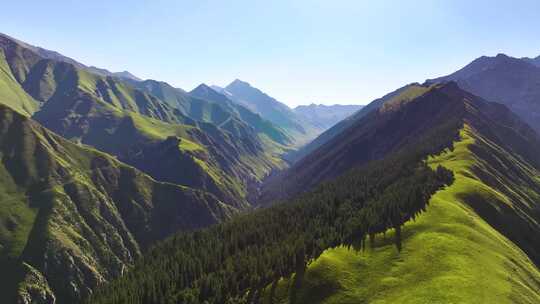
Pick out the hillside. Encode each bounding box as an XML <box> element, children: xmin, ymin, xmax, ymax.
<box><xmin>428</xmin><ymin>53</ymin><xmax>540</xmax><ymax>133</ymax></box>
<box><xmin>0</xmin><ymin>104</ymin><xmax>234</xmax><ymax>304</ymax></box>
<box><xmin>267</xmin><ymin>122</ymin><xmax>540</xmax><ymax>303</ymax></box>
<box><xmin>293</xmin><ymin>104</ymin><xmax>363</xmax><ymax>130</ymax></box>
<box><xmin>0</xmin><ymin>33</ymin><xmax>286</xmax><ymax>207</ymax></box>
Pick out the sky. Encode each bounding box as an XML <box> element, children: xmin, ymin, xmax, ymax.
<box><xmin>3</xmin><ymin>0</ymin><xmax>540</xmax><ymax>107</ymax></box>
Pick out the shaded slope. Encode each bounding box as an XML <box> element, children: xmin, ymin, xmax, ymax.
<box><xmin>267</xmin><ymin>124</ymin><xmax>540</xmax><ymax>304</ymax></box>
<box><xmin>260</xmin><ymin>83</ymin><xmax>446</xmax><ymax>203</ymax></box>
<box><xmin>288</xmin><ymin>83</ymin><xmax>427</xmax><ymax>162</ymax></box>
<box><xmin>522</xmin><ymin>55</ymin><xmax>540</xmax><ymax>67</ymax></box>
<box><xmin>428</xmin><ymin>53</ymin><xmax>540</xmax><ymax>133</ymax></box>
<box><xmin>0</xmin><ymin>48</ymin><xmax>39</xmax><ymax>116</ymax></box>
<box><xmin>0</xmin><ymin>104</ymin><xmax>233</xmax><ymax>304</ymax></box>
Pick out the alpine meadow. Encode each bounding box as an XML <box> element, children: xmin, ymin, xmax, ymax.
<box><xmin>1</xmin><ymin>1</ymin><xmax>540</xmax><ymax>303</ymax></box>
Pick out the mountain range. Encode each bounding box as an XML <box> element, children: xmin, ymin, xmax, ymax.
<box><xmin>89</xmin><ymin>81</ymin><xmax>540</xmax><ymax>304</ymax></box>
<box><xmin>0</xmin><ymin>32</ymin><xmax>539</xmax><ymax>304</ymax></box>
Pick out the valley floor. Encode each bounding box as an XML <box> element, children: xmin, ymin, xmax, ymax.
<box><xmin>265</xmin><ymin>125</ymin><xmax>540</xmax><ymax>304</ymax></box>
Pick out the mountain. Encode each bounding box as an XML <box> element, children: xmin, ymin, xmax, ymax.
<box><xmin>0</xmin><ymin>33</ymin><xmax>141</xmax><ymax>83</ymax></box>
<box><xmin>293</xmin><ymin>103</ymin><xmax>363</xmax><ymax>130</ymax></box>
<box><xmin>287</xmin><ymin>83</ymin><xmax>428</xmax><ymax>162</ymax></box>
<box><xmin>217</xmin><ymin>79</ymin><xmax>324</xmax><ymax>146</ymax></box>
<box><xmin>0</xmin><ymin>33</ymin><xmax>285</xmax><ymax>208</ymax></box>
<box><xmin>87</xmin><ymin>67</ymin><xmax>142</xmax><ymax>81</ymax></box>
<box><xmin>427</xmin><ymin>53</ymin><xmax>540</xmax><ymax>133</ymax></box>
<box><xmin>0</xmin><ymin>104</ymin><xmax>234</xmax><ymax>303</ymax></box>
<box><xmin>522</xmin><ymin>55</ymin><xmax>540</xmax><ymax>67</ymax></box>
<box><xmin>88</xmin><ymin>81</ymin><xmax>540</xmax><ymax>304</ymax></box>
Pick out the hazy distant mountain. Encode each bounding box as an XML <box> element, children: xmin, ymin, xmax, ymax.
<box><xmin>216</xmin><ymin>79</ymin><xmax>324</xmax><ymax>146</ymax></box>
<box><xmin>87</xmin><ymin>66</ymin><xmax>142</xmax><ymax>81</ymax></box>
<box><xmin>0</xmin><ymin>104</ymin><xmax>232</xmax><ymax>303</ymax></box>
<box><xmin>522</xmin><ymin>55</ymin><xmax>540</xmax><ymax>67</ymax></box>
<box><xmin>293</xmin><ymin>103</ymin><xmax>363</xmax><ymax>130</ymax></box>
<box><xmin>427</xmin><ymin>53</ymin><xmax>540</xmax><ymax>132</ymax></box>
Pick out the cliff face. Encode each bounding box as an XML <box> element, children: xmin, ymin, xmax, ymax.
<box><xmin>0</xmin><ymin>104</ymin><xmax>234</xmax><ymax>303</ymax></box>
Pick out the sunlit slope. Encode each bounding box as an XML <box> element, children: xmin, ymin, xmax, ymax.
<box><xmin>267</xmin><ymin>125</ymin><xmax>540</xmax><ymax>304</ymax></box>
<box><xmin>0</xmin><ymin>49</ymin><xmax>39</xmax><ymax>115</ymax></box>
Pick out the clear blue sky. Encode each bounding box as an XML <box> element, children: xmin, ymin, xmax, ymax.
<box><xmin>3</xmin><ymin>0</ymin><xmax>540</xmax><ymax>107</ymax></box>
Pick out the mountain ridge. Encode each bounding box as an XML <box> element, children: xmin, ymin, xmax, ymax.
<box><xmin>427</xmin><ymin>53</ymin><xmax>540</xmax><ymax>133</ymax></box>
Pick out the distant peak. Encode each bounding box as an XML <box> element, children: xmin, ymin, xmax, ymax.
<box><xmin>195</xmin><ymin>83</ymin><xmax>212</xmax><ymax>90</ymax></box>
<box><xmin>190</xmin><ymin>83</ymin><xmax>215</xmax><ymax>94</ymax></box>
<box><xmin>228</xmin><ymin>79</ymin><xmax>251</xmax><ymax>88</ymax></box>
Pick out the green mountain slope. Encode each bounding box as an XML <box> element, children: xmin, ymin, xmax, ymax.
<box><xmin>0</xmin><ymin>104</ymin><xmax>234</xmax><ymax>304</ymax></box>
<box><xmin>0</xmin><ymin>47</ymin><xmax>40</xmax><ymax>116</ymax></box>
<box><xmin>0</xmin><ymin>33</ymin><xmax>286</xmax><ymax>207</ymax></box>
<box><xmin>268</xmin><ymin>124</ymin><xmax>540</xmax><ymax>304</ymax></box>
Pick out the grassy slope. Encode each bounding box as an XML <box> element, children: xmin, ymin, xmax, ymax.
<box><xmin>0</xmin><ymin>49</ymin><xmax>38</xmax><ymax>115</ymax></box>
<box><xmin>267</xmin><ymin>125</ymin><xmax>540</xmax><ymax>304</ymax></box>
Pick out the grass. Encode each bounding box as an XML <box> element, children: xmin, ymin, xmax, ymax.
<box><xmin>379</xmin><ymin>84</ymin><xmax>431</xmax><ymax>112</ymax></box>
<box><xmin>0</xmin><ymin>50</ymin><xmax>39</xmax><ymax>116</ymax></box>
<box><xmin>178</xmin><ymin>138</ymin><xmax>205</xmax><ymax>152</ymax></box>
<box><xmin>266</xmin><ymin>124</ymin><xmax>540</xmax><ymax>304</ymax></box>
